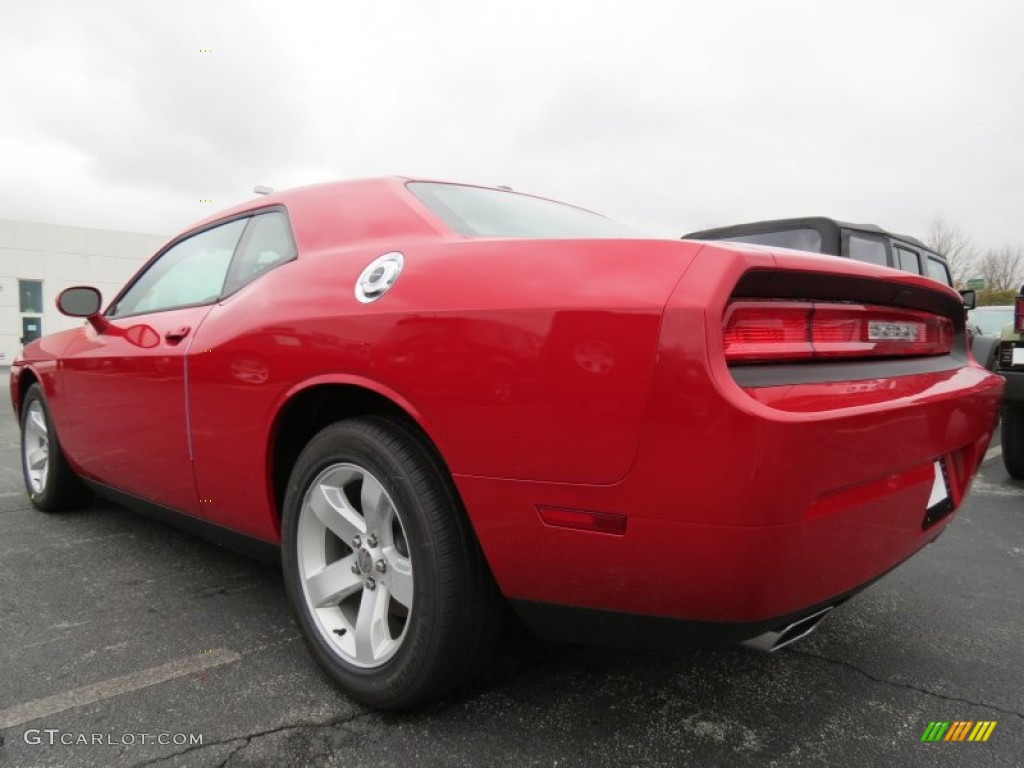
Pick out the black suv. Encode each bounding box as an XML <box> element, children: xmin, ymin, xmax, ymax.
<box><xmin>996</xmin><ymin>292</ymin><xmax>1024</xmax><ymax>477</ymax></box>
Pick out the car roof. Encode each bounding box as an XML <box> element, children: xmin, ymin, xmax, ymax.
<box><xmin>168</xmin><ymin>177</ymin><xmax>456</xmax><ymax>251</ymax></box>
<box><xmin>169</xmin><ymin>176</ymin><xmax>595</xmax><ymax>251</ymax></box>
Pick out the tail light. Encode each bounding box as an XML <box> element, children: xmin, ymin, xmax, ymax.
<box><xmin>1015</xmin><ymin>292</ymin><xmax>1024</xmax><ymax>333</ymax></box>
<box><xmin>724</xmin><ymin>301</ymin><xmax>953</xmax><ymax>364</ymax></box>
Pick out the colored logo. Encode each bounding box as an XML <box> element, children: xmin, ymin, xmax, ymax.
<box><xmin>920</xmin><ymin>721</ymin><xmax>997</xmax><ymax>742</ymax></box>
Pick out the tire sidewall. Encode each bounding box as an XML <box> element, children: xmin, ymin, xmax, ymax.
<box><xmin>1001</xmin><ymin>404</ymin><xmax>1024</xmax><ymax>478</ymax></box>
<box><xmin>281</xmin><ymin>420</ymin><xmax>446</xmax><ymax>706</ymax></box>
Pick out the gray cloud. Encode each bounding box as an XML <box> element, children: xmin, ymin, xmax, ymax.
<box><xmin>1</xmin><ymin>0</ymin><xmax>1021</xmax><ymax>249</ymax></box>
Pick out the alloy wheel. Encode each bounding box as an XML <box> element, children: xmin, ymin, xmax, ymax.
<box><xmin>296</xmin><ymin>462</ymin><xmax>414</xmax><ymax>668</ymax></box>
<box><xmin>24</xmin><ymin>400</ymin><xmax>49</xmax><ymax>494</ymax></box>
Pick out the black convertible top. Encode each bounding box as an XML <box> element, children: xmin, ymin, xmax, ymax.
<box><xmin>684</xmin><ymin>217</ymin><xmax>932</xmax><ymax>254</ymax></box>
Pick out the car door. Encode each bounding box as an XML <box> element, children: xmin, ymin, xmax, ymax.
<box><xmin>57</xmin><ymin>217</ymin><xmax>249</xmax><ymax>517</ymax></box>
<box><xmin>185</xmin><ymin>210</ymin><xmax>299</xmax><ymax>536</ymax></box>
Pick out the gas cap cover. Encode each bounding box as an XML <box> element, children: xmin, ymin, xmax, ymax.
<box><xmin>355</xmin><ymin>252</ymin><xmax>404</xmax><ymax>303</ymax></box>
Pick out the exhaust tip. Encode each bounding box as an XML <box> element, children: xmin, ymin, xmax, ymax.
<box><xmin>740</xmin><ymin>606</ymin><xmax>834</xmax><ymax>653</ymax></box>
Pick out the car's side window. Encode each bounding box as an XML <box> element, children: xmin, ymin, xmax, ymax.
<box><xmin>846</xmin><ymin>233</ymin><xmax>888</xmax><ymax>266</ymax></box>
<box><xmin>895</xmin><ymin>245</ymin><xmax>922</xmax><ymax>275</ymax></box>
<box><xmin>926</xmin><ymin>257</ymin><xmax>952</xmax><ymax>286</ymax></box>
<box><xmin>222</xmin><ymin>211</ymin><xmax>297</xmax><ymax>296</ymax></box>
<box><xmin>110</xmin><ymin>219</ymin><xmax>248</xmax><ymax>317</ymax></box>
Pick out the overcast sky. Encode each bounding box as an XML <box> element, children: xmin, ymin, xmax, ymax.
<box><xmin>1</xmin><ymin>0</ymin><xmax>1022</xmax><ymax>250</ymax></box>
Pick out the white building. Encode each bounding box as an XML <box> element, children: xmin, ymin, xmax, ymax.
<box><xmin>0</xmin><ymin>219</ymin><xmax>167</xmax><ymax>364</ymax></box>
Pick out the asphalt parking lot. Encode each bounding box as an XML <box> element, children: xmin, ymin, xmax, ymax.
<box><xmin>1</xmin><ymin>415</ymin><xmax>1021</xmax><ymax>768</ymax></box>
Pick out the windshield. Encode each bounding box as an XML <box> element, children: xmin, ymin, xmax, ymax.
<box><xmin>408</xmin><ymin>182</ymin><xmax>644</xmax><ymax>239</ymax></box>
<box><xmin>968</xmin><ymin>306</ymin><xmax>1014</xmax><ymax>336</ymax></box>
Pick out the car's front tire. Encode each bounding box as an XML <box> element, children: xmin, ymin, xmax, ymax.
<box><xmin>20</xmin><ymin>383</ymin><xmax>93</xmax><ymax>511</ymax></box>
<box><xmin>1001</xmin><ymin>403</ymin><xmax>1024</xmax><ymax>479</ymax></box>
<box><xmin>281</xmin><ymin>416</ymin><xmax>503</xmax><ymax>709</ymax></box>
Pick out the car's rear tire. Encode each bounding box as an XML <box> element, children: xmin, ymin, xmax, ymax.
<box><xmin>1001</xmin><ymin>404</ymin><xmax>1024</xmax><ymax>479</ymax></box>
<box><xmin>20</xmin><ymin>383</ymin><xmax>93</xmax><ymax>511</ymax></box>
<box><xmin>281</xmin><ymin>416</ymin><xmax>503</xmax><ymax>709</ymax></box>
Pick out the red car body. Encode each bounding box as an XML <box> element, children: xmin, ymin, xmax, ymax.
<box><xmin>10</xmin><ymin>177</ymin><xmax>1003</xmax><ymax>648</ymax></box>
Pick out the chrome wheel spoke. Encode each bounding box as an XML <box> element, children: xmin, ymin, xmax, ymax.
<box><xmin>28</xmin><ymin>408</ymin><xmax>47</xmax><ymax>436</ymax></box>
<box><xmin>310</xmin><ymin>483</ymin><xmax>365</xmax><ymax>543</ymax></box>
<box><xmin>26</xmin><ymin>447</ymin><xmax>47</xmax><ymax>471</ymax></box>
<box><xmin>360</xmin><ymin>473</ymin><xmax>388</xmax><ymax>534</ymax></box>
<box><xmin>354</xmin><ymin>582</ymin><xmax>389</xmax><ymax>663</ymax></box>
<box><xmin>384</xmin><ymin>547</ymin><xmax>414</xmax><ymax>609</ymax></box>
<box><xmin>305</xmin><ymin>555</ymin><xmax>362</xmax><ymax>607</ymax></box>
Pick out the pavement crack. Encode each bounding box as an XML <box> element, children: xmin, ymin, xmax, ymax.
<box><xmin>215</xmin><ymin>738</ymin><xmax>248</xmax><ymax>768</ymax></box>
<box><xmin>132</xmin><ymin>710</ymin><xmax>373</xmax><ymax>768</ymax></box>
<box><xmin>787</xmin><ymin>648</ymin><xmax>1024</xmax><ymax>719</ymax></box>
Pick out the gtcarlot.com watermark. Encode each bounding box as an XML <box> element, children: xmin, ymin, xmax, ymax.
<box><xmin>23</xmin><ymin>728</ymin><xmax>203</xmax><ymax>747</ymax></box>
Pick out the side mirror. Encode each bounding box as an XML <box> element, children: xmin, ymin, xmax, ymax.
<box><xmin>959</xmin><ymin>289</ymin><xmax>976</xmax><ymax>310</ymax></box>
<box><xmin>57</xmin><ymin>286</ymin><xmax>108</xmax><ymax>332</ymax></box>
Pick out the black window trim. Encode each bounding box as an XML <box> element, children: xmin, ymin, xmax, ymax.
<box><xmin>105</xmin><ymin>205</ymin><xmax>295</xmax><ymax>320</ymax></box>
<box><xmin>893</xmin><ymin>243</ymin><xmax>923</xmax><ymax>276</ymax></box>
<box><xmin>925</xmin><ymin>255</ymin><xmax>953</xmax><ymax>286</ymax></box>
<box><xmin>842</xmin><ymin>229</ymin><xmax>891</xmax><ymax>268</ymax></box>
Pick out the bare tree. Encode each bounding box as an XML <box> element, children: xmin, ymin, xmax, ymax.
<box><xmin>925</xmin><ymin>218</ymin><xmax>978</xmax><ymax>288</ymax></box>
<box><xmin>979</xmin><ymin>246</ymin><xmax>1024</xmax><ymax>293</ymax></box>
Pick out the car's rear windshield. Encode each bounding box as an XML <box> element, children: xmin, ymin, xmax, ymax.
<box><xmin>408</xmin><ymin>182</ymin><xmax>643</xmax><ymax>239</ymax></box>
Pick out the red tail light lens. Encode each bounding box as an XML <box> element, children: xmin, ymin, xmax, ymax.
<box><xmin>722</xmin><ymin>302</ymin><xmax>814</xmax><ymax>361</ymax></box>
<box><xmin>724</xmin><ymin>301</ymin><xmax>953</xmax><ymax>363</ymax></box>
<box><xmin>1015</xmin><ymin>296</ymin><xmax>1024</xmax><ymax>333</ymax></box>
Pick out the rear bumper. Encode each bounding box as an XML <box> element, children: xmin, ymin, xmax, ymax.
<box><xmin>459</xmin><ymin>356</ymin><xmax>1001</xmax><ymax>626</ymax></box>
<box><xmin>509</xmin><ymin>542</ymin><xmax>927</xmax><ymax>650</ymax></box>
<box><xmin>511</xmin><ymin>599</ymin><xmax>844</xmax><ymax>651</ymax></box>
<box><xmin>460</xmin><ymin>458</ymin><xmax>963</xmax><ymax>626</ymax></box>
<box><xmin>459</xmin><ymin>256</ymin><xmax>1003</xmax><ymax>629</ymax></box>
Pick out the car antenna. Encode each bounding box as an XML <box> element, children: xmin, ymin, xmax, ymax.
<box><xmin>253</xmin><ymin>185</ymin><xmax>274</xmax><ymax>195</ymax></box>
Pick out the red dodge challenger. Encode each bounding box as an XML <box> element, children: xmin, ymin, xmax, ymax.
<box><xmin>11</xmin><ymin>178</ymin><xmax>1003</xmax><ymax>708</ymax></box>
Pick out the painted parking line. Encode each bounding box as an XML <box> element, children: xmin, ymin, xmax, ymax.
<box><xmin>970</xmin><ymin>474</ymin><xmax>1024</xmax><ymax>497</ymax></box>
<box><xmin>984</xmin><ymin>446</ymin><xmax>1002</xmax><ymax>463</ymax></box>
<box><xmin>0</xmin><ymin>648</ymin><xmax>240</xmax><ymax>730</ymax></box>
